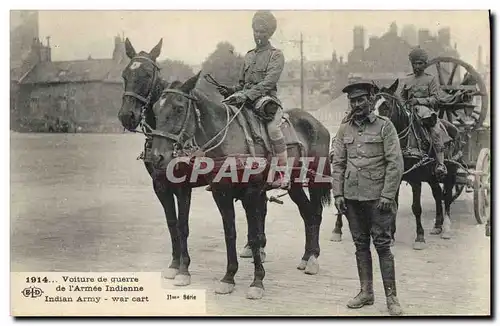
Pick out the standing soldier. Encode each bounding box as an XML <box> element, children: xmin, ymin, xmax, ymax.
<box><xmin>330</xmin><ymin>81</ymin><xmax>404</xmax><ymax>316</ymax></box>
<box><xmin>216</xmin><ymin>10</ymin><xmax>288</xmax><ymax>190</ymax></box>
<box><xmin>400</xmin><ymin>46</ymin><xmax>452</xmax><ymax>180</ymax></box>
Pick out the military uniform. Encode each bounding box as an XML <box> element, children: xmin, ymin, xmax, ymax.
<box><xmin>330</xmin><ymin>82</ymin><xmax>404</xmax><ymax>316</ymax></box>
<box><xmin>233</xmin><ymin>42</ymin><xmax>285</xmax><ymax>145</ymax></box>
<box><xmin>400</xmin><ymin>72</ymin><xmax>452</xmax><ymax>152</ymax></box>
<box><xmin>402</xmin><ymin>47</ymin><xmax>451</xmax><ymax>178</ymax></box>
<box><xmin>219</xmin><ymin>10</ymin><xmax>288</xmax><ymax>190</ymax></box>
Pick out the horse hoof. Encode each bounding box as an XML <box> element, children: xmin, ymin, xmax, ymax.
<box><xmin>330</xmin><ymin>233</ymin><xmax>342</xmax><ymax>242</ymax></box>
<box><xmin>239</xmin><ymin>246</ymin><xmax>252</xmax><ymax>258</ymax></box>
<box><xmin>413</xmin><ymin>241</ymin><xmax>426</xmax><ymax>250</ymax></box>
<box><xmin>215</xmin><ymin>282</ymin><xmax>235</xmax><ymax>294</ymax></box>
<box><xmin>297</xmin><ymin>259</ymin><xmax>307</xmax><ymax>270</ymax></box>
<box><xmin>430</xmin><ymin>227</ymin><xmax>442</xmax><ymax>235</ymax></box>
<box><xmin>305</xmin><ymin>256</ymin><xmax>319</xmax><ymax>275</ymax></box>
<box><xmin>246</xmin><ymin>286</ymin><xmax>264</xmax><ymax>300</ymax></box>
<box><xmin>163</xmin><ymin>268</ymin><xmax>179</xmax><ymax>279</ymax></box>
<box><xmin>441</xmin><ymin>231</ymin><xmax>452</xmax><ymax>240</ymax></box>
<box><xmin>173</xmin><ymin>274</ymin><xmax>191</xmax><ymax>286</ymax></box>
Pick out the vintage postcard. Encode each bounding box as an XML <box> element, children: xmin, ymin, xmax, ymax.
<box><xmin>10</xmin><ymin>9</ymin><xmax>491</xmax><ymax>317</ymax></box>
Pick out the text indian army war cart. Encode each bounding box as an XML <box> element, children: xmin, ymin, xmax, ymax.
<box><xmin>423</xmin><ymin>56</ymin><xmax>491</xmax><ymax>236</ymax></box>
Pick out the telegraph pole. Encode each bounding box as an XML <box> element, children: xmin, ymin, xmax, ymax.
<box><xmin>286</xmin><ymin>33</ymin><xmax>305</xmax><ymax>109</ymax></box>
<box><xmin>299</xmin><ymin>33</ymin><xmax>304</xmax><ymax>110</ymax></box>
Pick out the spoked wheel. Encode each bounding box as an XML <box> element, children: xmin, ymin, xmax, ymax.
<box><xmin>425</xmin><ymin>56</ymin><xmax>489</xmax><ymax>129</ymax></box>
<box><xmin>473</xmin><ymin>148</ymin><xmax>490</xmax><ymax>224</ymax></box>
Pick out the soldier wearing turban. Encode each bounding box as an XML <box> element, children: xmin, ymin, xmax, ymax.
<box><xmin>215</xmin><ymin>10</ymin><xmax>288</xmax><ymax>191</ymax></box>
<box><xmin>400</xmin><ymin>47</ymin><xmax>451</xmax><ymax>180</ymax></box>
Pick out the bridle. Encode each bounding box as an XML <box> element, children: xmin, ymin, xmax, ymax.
<box><xmin>375</xmin><ymin>91</ymin><xmax>436</xmax><ymax>175</ymax></box>
<box><xmin>122</xmin><ymin>55</ymin><xmax>160</xmax><ymax>134</ymax></box>
<box><xmin>144</xmin><ymin>87</ymin><xmax>245</xmax><ymax>158</ymax></box>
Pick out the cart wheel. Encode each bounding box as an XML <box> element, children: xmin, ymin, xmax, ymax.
<box><xmin>474</xmin><ymin>148</ymin><xmax>490</xmax><ymax>224</ymax></box>
<box><xmin>451</xmin><ymin>184</ymin><xmax>465</xmax><ymax>202</ymax></box>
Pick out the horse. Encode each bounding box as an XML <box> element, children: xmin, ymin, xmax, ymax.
<box><xmin>370</xmin><ymin>79</ymin><xmax>461</xmax><ymax>249</ymax></box>
<box><xmin>148</xmin><ymin>72</ymin><xmax>332</xmax><ymax>299</ymax></box>
<box><xmin>117</xmin><ymin>38</ymin><xmax>268</xmax><ymax>287</ymax></box>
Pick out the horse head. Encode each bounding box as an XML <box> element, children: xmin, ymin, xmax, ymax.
<box><xmin>150</xmin><ymin>71</ymin><xmax>202</xmax><ymax>170</ymax></box>
<box><xmin>118</xmin><ymin>38</ymin><xmax>164</xmax><ymax>131</ymax></box>
<box><xmin>373</xmin><ymin>79</ymin><xmax>400</xmax><ymax>119</ymax></box>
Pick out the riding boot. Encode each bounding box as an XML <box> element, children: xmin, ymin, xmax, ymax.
<box><xmin>378</xmin><ymin>251</ymin><xmax>403</xmax><ymax>316</ymax></box>
<box><xmin>270</xmin><ymin>138</ymin><xmax>290</xmax><ymax>190</ymax></box>
<box><xmin>347</xmin><ymin>251</ymin><xmax>375</xmax><ymax>309</ymax></box>
<box><xmin>435</xmin><ymin>151</ymin><xmax>447</xmax><ymax>180</ymax></box>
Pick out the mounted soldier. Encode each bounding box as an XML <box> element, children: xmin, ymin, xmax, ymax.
<box><xmin>330</xmin><ymin>81</ymin><xmax>404</xmax><ymax>316</ymax></box>
<box><xmin>215</xmin><ymin>10</ymin><xmax>288</xmax><ymax>190</ymax></box>
<box><xmin>400</xmin><ymin>47</ymin><xmax>452</xmax><ymax>180</ymax></box>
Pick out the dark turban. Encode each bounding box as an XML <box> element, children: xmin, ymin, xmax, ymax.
<box><xmin>409</xmin><ymin>47</ymin><xmax>429</xmax><ymax>63</ymax></box>
<box><xmin>252</xmin><ymin>10</ymin><xmax>277</xmax><ymax>36</ymax></box>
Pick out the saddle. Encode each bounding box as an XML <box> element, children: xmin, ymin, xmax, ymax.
<box><xmin>225</xmin><ymin>96</ymin><xmax>304</xmax><ymax>159</ymax></box>
<box><xmin>405</xmin><ymin>111</ymin><xmax>460</xmax><ymax>161</ymax></box>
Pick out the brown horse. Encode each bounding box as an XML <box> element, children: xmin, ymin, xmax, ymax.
<box><xmin>371</xmin><ymin>80</ymin><xmax>460</xmax><ymax>250</ymax></box>
<box><xmin>117</xmin><ymin>38</ymin><xmax>268</xmax><ymax>288</ymax></box>
<box><xmin>149</xmin><ymin>72</ymin><xmax>332</xmax><ymax>299</ymax></box>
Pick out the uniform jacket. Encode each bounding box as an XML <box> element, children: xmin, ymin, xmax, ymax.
<box><xmin>330</xmin><ymin>112</ymin><xmax>404</xmax><ymax>201</ymax></box>
<box><xmin>400</xmin><ymin>72</ymin><xmax>439</xmax><ymax>109</ymax></box>
<box><xmin>233</xmin><ymin>42</ymin><xmax>285</xmax><ymax>102</ymax></box>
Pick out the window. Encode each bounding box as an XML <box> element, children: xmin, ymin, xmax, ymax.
<box><xmin>29</xmin><ymin>97</ymin><xmax>39</xmax><ymax>115</ymax></box>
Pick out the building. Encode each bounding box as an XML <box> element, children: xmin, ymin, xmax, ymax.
<box><xmin>11</xmin><ymin>28</ymin><xmax>129</xmax><ymax>132</ymax></box>
<box><xmin>328</xmin><ymin>22</ymin><xmax>461</xmax><ymax>97</ymax></box>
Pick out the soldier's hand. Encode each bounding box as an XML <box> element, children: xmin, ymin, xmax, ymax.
<box><xmin>217</xmin><ymin>87</ymin><xmax>232</xmax><ymax>98</ymax></box>
<box><xmin>334</xmin><ymin>196</ymin><xmax>347</xmax><ymax>214</ymax></box>
<box><xmin>377</xmin><ymin>197</ymin><xmax>394</xmax><ymax>212</ymax></box>
<box><xmin>223</xmin><ymin>92</ymin><xmax>247</xmax><ymax>105</ymax></box>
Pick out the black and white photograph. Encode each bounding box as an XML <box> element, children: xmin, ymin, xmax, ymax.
<box><xmin>9</xmin><ymin>9</ymin><xmax>491</xmax><ymax>317</ymax></box>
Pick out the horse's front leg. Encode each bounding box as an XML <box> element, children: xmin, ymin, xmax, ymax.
<box><xmin>240</xmin><ymin>193</ymin><xmax>267</xmax><ymax>260</ymax></box>
<box><xmin>429</xmin><ymin>181</ymin><xmax>445</xmax><ymax>236</ymax></box>
<box><xmin>212</xmin><ymin>188</ymin><xmax>238</xmax><ymax>295</ymax></box>
<box><xmin>410</xmin><ymin>181</ymin><xmax>426</xmax><ymax>250</ymax></box>
<box><xmin>172</xmin><ymin>186</ymin><xmax>193</xmax><ymax>286</ymax></box>
<box><xmin>441</xmin><ymin>178</ymin><xmax>454</xmax><ymax>239</ymax></box>
<box><xmin>151</xmin><ymin>178</ymin><xmax>180</xmax><ymax>279</ymax></box>
<box><xmin>391</xmin><ymin>185</ymin><xmax>401</xmax><ymax>246</ymax></box>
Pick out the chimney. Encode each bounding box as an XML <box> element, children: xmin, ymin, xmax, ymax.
<box><xmin>418</xmin><ymin>29</ymin><xmax>430</xmax><ymax>46</ymax></box>
<box><xmin>437</xmin><ymin>27</ymin><xmax>451</xmax><ymax>47</ymax></box>
<box><xmin>353</xmin><ymin>26</ymin><xmax>365</xmax><ymax>50</ymax></box>
<box><xmin>37</xmin><ymin>36</ymin><xmax>51</xmax><ymax>62</ymax></box>
<box><xmin>112</xmin><ymin>34</ymin><xmax>127</xmax><ymax>63</ymax></box>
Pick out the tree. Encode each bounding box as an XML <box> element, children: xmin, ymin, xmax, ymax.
<box><xmin>198</xmin><ymin>41</ymin><xmax>244</xmax><ymax>95</ymax></box>
<box><xmin>158</xmin><ymin>59</ymin><xmax>194</xmax><ymax>83</ymax></box>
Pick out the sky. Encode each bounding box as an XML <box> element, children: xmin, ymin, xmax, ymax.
<box><xmin>36</xmin><ymin>10</ymin><xmax>490</xmax><ymax>68</ymax></box>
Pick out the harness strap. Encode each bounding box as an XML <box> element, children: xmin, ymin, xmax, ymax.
<box><xmin>124</xmin><ymin>91</ymin><xmax>149</xmax><ymax>104</ymax></box>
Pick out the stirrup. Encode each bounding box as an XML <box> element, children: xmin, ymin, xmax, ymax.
<box><xmin>269</xmin><ymin>171</ymin><xmax>290</xmax><ymax>190</ymax></box>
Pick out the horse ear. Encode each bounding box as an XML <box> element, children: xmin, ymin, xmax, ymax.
<box><xmin>180</xmin><ymin>71</ymin><xmax>201</xmax><ymax>93</ymax></box>
<box><xmin>149</xmin><ymin>38</ymin><xmax>163</xmax><ymax>60</ymax></box>
<box><xmin>388</xmin><ymin>79</ymin><xmax>399</xmax><ymax>94</ymax></box>
<box><xmin>124</xmin><ymin>38</ymin><xmax>137</xmax><ymax>59</ymax></box>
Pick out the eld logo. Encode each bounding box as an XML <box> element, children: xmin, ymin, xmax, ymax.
<box><xmin>21</xmin><ymin>286</ymin><xmax>43</xmax><ymax>298</ymax></box>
